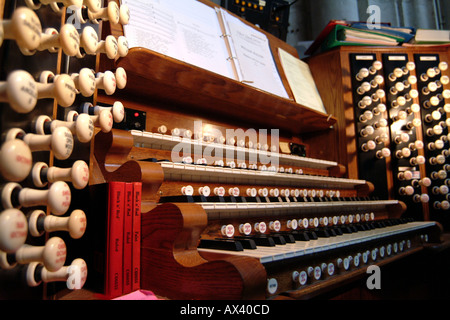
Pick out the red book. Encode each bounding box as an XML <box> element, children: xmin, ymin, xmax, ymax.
<box><xmin>107</xmin><ymin>181</ymin><xmax>125</xmax><ymax>299</ymax></box>
<box><xmin>132</xmin><ymin>182</ymin><xmax>142</xmax><ymax>291</ymax></box>
<box><xmin>123</xmin><ymin>183</ymin><xmax>133</xmax><ymax>294</ymax></box>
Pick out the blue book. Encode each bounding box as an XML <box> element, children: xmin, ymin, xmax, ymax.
<box><xmin>350</xmin><ymin>22</ymin><xmax>415</xmax><ymax>43</ymax></box>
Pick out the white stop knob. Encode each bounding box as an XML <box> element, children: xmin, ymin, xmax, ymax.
<box><xmin>0</xmin><ymin>139</ymin><xmax>33</xmax><ymax>182</ymax></box>
<box><xmin>0</xmin><ymin>70</ymin><xmax>38</xmax><ymax>113</ymax></box>
<box><xmin>28</xmin><ymin>209</ymin><xmax>86</xmax><ymax>239</ymax></box>
<box><xmin>1</xmin><ymin>236</ymin><xmax>66</xmax><ymax>272</ymax></box>
<box><xmin>0</xmin><ymin>208</ymin><xmax>28</xmax><ymax>253</ymax></box>
<box><xmin>2</xmin><ymin>181</ymin><xmax>71</xmax><ymax>216</ymax></box>
<box><xmin>0</xmin><ymin>7</ymin><xmax>42</xmax><ymax>52</ymax></box>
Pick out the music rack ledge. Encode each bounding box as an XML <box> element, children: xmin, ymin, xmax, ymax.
<box><xmin>113</xmin><ymin>48</ymin><xmax>337</xmax><ymax>135</ymax></box>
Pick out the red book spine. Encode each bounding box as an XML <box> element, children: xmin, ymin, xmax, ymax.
<box><xmin>123</xmin><ymin>183</ymin><xmax>133</xmax><ymax>294</ymax></box>
<box><xmin>108</xmin><ymin>181</ymin><xmax>125</xmax><ymax>299</ymax></box>
<box><xmin>132</xmin><ymin>182</ymin><xmax>142</xmax><ymax>291</ymax></box>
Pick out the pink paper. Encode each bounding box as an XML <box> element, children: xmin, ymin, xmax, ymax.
<box><xmin>113</xmin><ymin>290</ymin><xmax>160</xmax><ymax>300</ymax></box>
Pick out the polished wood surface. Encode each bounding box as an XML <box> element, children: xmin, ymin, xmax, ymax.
<box><xmin>90</xmin><ymin>128</ymin><xmax>164</xmax><ymax>211</ymax></box>
<box><xmin>141</xmin><ymin>202</ymin><xmax>267</xmax><ymax>300</ymax></box>
<box><xmin>113</xmin><ymin>47</ymin><xmax>336</xmax><ymax>135</ymax></box>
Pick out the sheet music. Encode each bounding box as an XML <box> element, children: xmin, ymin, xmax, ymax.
<box><xmin>219</xmin><ymin>9</ymin><xmax>289</xmax><ymax>99</ymax></box>
<box><xmin>278</xmin><ymin>48</ymin><xmax>327</xmax><ymax>114</ymax></box>
<box><xmin>121</xmin><ymin>0</ymin><xmax>235</xmax><ymax>79</ymax></box>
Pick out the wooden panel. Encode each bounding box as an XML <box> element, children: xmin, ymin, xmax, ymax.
<box><xmin>140</xmin><ymin>202</ymin><xmax>268</xmax><ymax>300</ymax></box>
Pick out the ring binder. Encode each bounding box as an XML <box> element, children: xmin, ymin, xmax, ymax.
<box><xmin>121</xmin><ymin>0</ymin><xmax>289</xmax><ymax>98</ymax></box>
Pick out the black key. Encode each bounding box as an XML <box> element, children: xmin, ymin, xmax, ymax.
<box><xmin>331</xmin><ymin>226</ymin><xmax>343</xmax><ymax>235</ymax></box>
<box><xmin>271</xmin><ymin>234</ymin><xmax>286</xmax><ymax>245</ymax></box>
<box><xmin>159</xmin><ymin>195</ymin><xmax>195</xmax><ymax>203</ymax></box>
<box><xmin>314</xmin><ymin>228</ymin><xmax>330</xmax><ymax>238</ymax></box>
<box><xmin>291</xmin><ymin>231</ymin><xmax>310</xmax><ymax>241</ymax></box>
<box><xmin>340</xmin><ymin>226</ymin><xmax>354</xmax><ymax>234</ymax></box>
<box><xmin>235</xmin><ymin>235</ymin><xmax>275</xmax><ymax>247</ymax></box>
<box><xmin>208</xmin><ymin>196</ymin><xmax>226</xmax><ymax>203</ymax></box>
<box><xmin>327</xmin><ymin>228</ymin><xmax>337</xmax><ymax>236</ymax></box>
<box><xmin>356</xmin><ymin>224</ymin><xmax>367</xmax><ymax>231</ymax></box>
<box><xmin>280</xmin><ymin>233</ymin><xmax>296</xmax><ymax>243</ymax></box>
<box><xmin>198</xmin><ymin>239</ymin><xmax>243</xmax><ymax>252</ymax></box>
<box><xmin>306</xmin><ymin>230</ymin><xmax>318</xmax><ymax>240</ymax></box>
<box><xmin>235</xmin><ymin>238</ymin><xmax>257</xmax><ymax>250</ymax></box>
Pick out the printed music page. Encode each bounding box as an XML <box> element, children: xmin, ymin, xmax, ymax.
<box><xmin>278</xmin><ymin>48</ymin><xmax>327</xmax><ymax>114</ymax></box>
<box><xmin>121</xmin><ymin>0</ymin><xmax>235</xmax><ymax>79</ymax></box>
<box><xmin>219</xmin><ymin>9</ymin><xmax>289</xmax><ymax>99</ymax></box>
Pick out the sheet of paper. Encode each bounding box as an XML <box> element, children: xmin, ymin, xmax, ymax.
<box><xmin>278</xmin><ymin>48</ymin><xmax>327</xmax><ymax>114</ymax></box>
<box><xmin>121</xmin><ymin>0</ymin><xmax>235</xmax><ymax>79</ymax></box>
<box><xmin>219</xmin><ymin>9</ymin><xmax>289</xmax><ymax>99</ymax></box>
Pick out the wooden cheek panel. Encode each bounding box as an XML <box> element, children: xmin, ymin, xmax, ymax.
<box><xmin>141</xmin><ymin>203</ymin><xmax>267</xmax><ymax>300</ymax></box>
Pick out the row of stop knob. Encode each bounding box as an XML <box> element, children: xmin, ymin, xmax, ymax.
<box><xmin>361</xmin><ymin>128</ymin><xmax>450</xmax><ymax>157</ymax></box>
<box><xmin>0</xmin><ymin>233</ymin><xmax>87</xmax><ymax>289</ymax></box>
<box><xmin>180</xmin><ymin>156</ymin><xmax>306</xmax><ymax>174</ymax></box>
<box><xmin>24</xmin><ymin>0</ymin><xmax>114</xmax><ymax>15</ymax></box>
<box><xmin>1</xmin><ymin>6</ymin><xmax>128</xmax><ymax>60</ymax></box>
<box><xmin>158</xmin><ymin>125</ymin><xmax>279</xmax><ymax>153</ymax></box>
<box><xmin>0</xmin><ymin>67</ymin><xmax>126</xmax><ymax>114</ymax></box>
<box><xmin>0</xmin><ymin>0</ymin><xmax>130</xmax><ymax>292</ymax></box>
<box><xmin>181</xmin><ymin>185</ymin><xmax>342</xmax><ymax>199</ymax></box>
<box><xmin>0</xmin><ymin>102</ymin><xmax>123</xmax><ymax>183</ymax></box>
<box><xmin>355</xmin><ymin>60</ymin><xmax>448</xmax><ymax>83</ymax></box>
<box><xmin>219</xmin><ymin>213</ymin><xmax>376</xmax><ymax>238</ymax></box>
<box><xmin>289</xmin><ymin>239</ymin><xmax>413</xmax><ymax>288</ymax></box>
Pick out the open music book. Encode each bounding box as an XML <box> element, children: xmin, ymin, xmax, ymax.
<box><xmin>120</xmin><ymin>0</ymin><xmax>289</xmax><ymax>99</ymax></box>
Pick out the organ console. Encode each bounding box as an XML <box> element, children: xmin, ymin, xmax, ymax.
<box><xmin>0</xmin><ymin>0</ymin><xmax>448</xmax><ymax>302</ymax></box>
